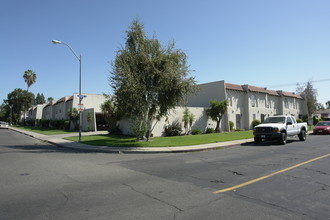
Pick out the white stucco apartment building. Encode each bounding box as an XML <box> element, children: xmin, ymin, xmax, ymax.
<box><xmin>27</xmin><ymin>80</ymin><xmax>307</xmax><ymax>135</ymax></box>
<box><xmin>186</xmin><ymin>80</ymin><xmax>308</xmax><ymax>131</ymax></box>
<box><xmin>27</xmin><ymin>93</ymin><xmax>106</xmax><ymax>131</ymax></box>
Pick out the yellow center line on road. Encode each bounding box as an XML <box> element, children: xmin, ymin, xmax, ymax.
<box><xmin>213</xmin><ymin>153</ymin><xmax>330</xmax><ymax>194</ymax></box>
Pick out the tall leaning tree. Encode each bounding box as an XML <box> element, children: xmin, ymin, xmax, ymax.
<box><xmin>296</xmin><ymin>80</ymin><xmax>318</xmax><ymax>116</ymax></box>
<box><xmin>110</xmin><ymin>19</ymin><xmax>197</xmax><ymax>141</ymax></box>
<box><xmin>23</xmin><ymin>69</ymin><xmax>37</xmax><ymax>91</ymax></box>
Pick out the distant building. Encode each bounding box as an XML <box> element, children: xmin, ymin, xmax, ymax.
<box><xmin>27</xmin><ymin>93</ymin><xmax>107</xmax><ymax>131</ymax></box>
<box><xmin>314</xmin><ymin>109</ymin><xmax>330</xmax><ymax>120</ymax></box>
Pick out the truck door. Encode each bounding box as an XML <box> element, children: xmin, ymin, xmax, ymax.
<box><xmin>286</xmin><ymin>116</ymin><xmax>295</xmax><ymax>136</ymax></box>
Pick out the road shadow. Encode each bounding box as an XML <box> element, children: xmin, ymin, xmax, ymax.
<box><xmin>1</xmin><ymin>143</ymin><xmax>96</xmax><ymax>154</ymax></box>
<box><xmin>241</xmin><ymin>139</ymin><xmax>299</xmax><ymax>147</ymax></box>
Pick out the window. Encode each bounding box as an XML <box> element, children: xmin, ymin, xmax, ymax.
<box><xmin>265</xmin><ymin>94</ymin><xmax>270</xmax><ymax>108</ymax></box>
<box><xmin>251</xmin><ymin>94</ymin><xmax>257</xmax><ymax>107</ymax></box>
<box><xmin>287</xmin><ymin>116</ymin><xmax>292</xmax><ymax>124</ymax></box>
<box><xmin>261</xmin><ymin>114</ymin><xmax>266</xmax><ymax>122</ymax></box>
<box><xmin>284</xmin><ymin>98</ymin><xmax>289</xmax><ymax>109</ymax></box>
<box><xmin>227</xmin><ymin>95</ymin><xmax>232</xmax><ymax>107</ymax></box>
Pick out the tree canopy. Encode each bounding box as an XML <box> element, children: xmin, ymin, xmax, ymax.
<box><xmin>110</xmin><ymin>19</ymin><xmax>197</xmax><ymax>140</ymax></box>
<box><xmin>47</xmin><ymin>97</ymin><xmax>54</xmax><ymax>103</ymax></box>
<box><xmin>4</xmin><ymin>88</ymin><xmax>35</xmax><ymax>124</ymax></box>
<box><xmin>23</xmin><ymin>69</ymin><xmax>37</xmax><ymax>91</ymax></box>
<box><xmin>206</xmin><ymin>100</ymin><xmax>228</xmax><ymax>132</ymax></box>
<box><xmin>35</xmin><ymin>93</ymin><xmax>46</xmax><ymax>104</ymax></box>
<box><xmin>296</xmin><ymin>80</ymin><xmax>318</xmax><ymax>116</ymax></box>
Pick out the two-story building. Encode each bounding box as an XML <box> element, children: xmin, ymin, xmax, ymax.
<box><xmin>27</xmin><ymin>93</ymin><xmax>107</xmax><ymax>131</ymax></box>
<box><xmin>186</xmin><ymin>80</ymin><xmax>308</xmax><ymax>131</ymax></box>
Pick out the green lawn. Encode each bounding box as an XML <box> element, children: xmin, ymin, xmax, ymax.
<box><xmin>15</xmin><ymin>126</ymin><xmax>76</xmax><ymax>135</ymax></box>
<box><xmin>65</xmin><ymin>131</ymin><xmax>254</xmax><ymax>147</ymax></box>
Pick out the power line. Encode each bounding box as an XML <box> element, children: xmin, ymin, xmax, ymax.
<box><xmin>265</xmin><ymin>79</ymin><xmax>330</xmax><ymax>88</ymax></box>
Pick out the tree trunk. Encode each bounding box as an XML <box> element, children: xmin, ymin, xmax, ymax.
<box><xmin>215</xmin><ymin>120</ymin><xmax>220</xmax><ymax>133</ymax></box>
<box><xmin>215</xmin><ymin>116</ymin><xmax>222</xmax><ymax>133</ymax></box>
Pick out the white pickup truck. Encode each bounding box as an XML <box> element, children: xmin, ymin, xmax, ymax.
<box><xmin>253</xmin><ymin>115</ymin><xmax>308</xmax><ymax>145</ymax></box>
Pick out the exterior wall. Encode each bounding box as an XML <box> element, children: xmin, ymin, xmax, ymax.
<box><xmin>42</xmin><ymin>102</ymin><xmax>54</xmax><ymax>120</ymax></box>
<box><xmin>73</xmin><ymin>93</ymin><xmax>106</xmax><ymax>113</ymax></box>
<box><xmin>281</xmin><ymin>97</ymin><xmax>307</xmax><ymax>117</ymax></box>
<box><xmin>35</xmin><ymin>104</ymin><xmax>45</xmax><ymax>120</ymax></box>
<box><xmin>36</xmin><ymin>93</ymin><xmax>106</xmax><ymax>131</ymax></box>
<box><xmin>65</xmin><ymin>99</ymin><xmax>73</xmax><ymax>118</ymax></box>
<box><xmin>54</xmin><ymin>97</ymin><xmax>70</xmax><ymax>120</ymax></box>
<box><xmin>118</xmin><ymin>107</ymin><xmax>217</xmax><ymax>137</ymax></box>
<box><xmin>82</xmin><ymin>108</ymin><xmax>96</xmax><ymax>131</ymax></box>
<box><xmin>226</xmin><ymin>90</ymin><xmax>246</xmax><ymax>130</ymax></box>
<box><xmin>76</xmin><ymin>93</ymin><xmax>106</xmax><ymax>131</ymax></box>
<box><xmin>186</xmin><ymin>80</ymin><xmax>226</xmax><ymax>107</ymax></box>
<box><xmin>186</xmin><ymin>80</ymin><xmax>308</xmax><ymax>132</ymax></box>
<box><xmin>27</xmin><ymin>104</ymin><xmax>46</xmax><ymax>122</ymax></box>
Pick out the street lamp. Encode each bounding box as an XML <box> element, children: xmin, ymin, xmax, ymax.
<box><xmin>9</xmin><ymin>104</ymin><xmax>13</xmax><ymax>126</ymax></box>
<box><xmin>5</xmin><ymin>103</ymin><xmax>13</xmax><ymax>126</ymax></box>
<box><xmin>52</xmin><ymin>39</ymin><xmax>83</xmax><ymax>142</ymax></box>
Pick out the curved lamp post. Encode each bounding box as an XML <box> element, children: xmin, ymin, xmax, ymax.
<box><xmin>5</xmin><ymin>103</ymin><xmax>13</xmax><ymax>126</ymax></box>
<box><xmin>52</xmin><ymin>40</ymin><xmax>83</xmax><ymax>142</ymax></box>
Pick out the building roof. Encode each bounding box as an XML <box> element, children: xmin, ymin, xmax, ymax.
<box><xmin>225</xmin><ymin>82</ymin><xmax>302</xmax><ymax>99</ymax></box>
<box><xmin>44</xmin><ymin>102</ymin><xmax>53</xmax><ymax>108</ymax></box>
<box><xmin>54</xmin><ymin>97</ymin><xmax>66</xmax><ymax>105</ymax></box>
<box><xmin>66</xmin><ymin>96</ymin><xmax>74</xmax><ymax>102</ymax></box>
<box><xmin>247</xmin><ymin>85</ymin><xmax>268</xmax><ymax>94</ymax></box>
<box><xmin>225</xmin><ymin>83</ymin><xmax>244</xmax><ymax>92</ymax></box>
<box><xmin>281</xmin><ymin>91</ymin><xmax>303</xmax><ymax>99</ymax></box>
<box><xmin>266</xmin><ymin>89</ymin><xmax>280</xmax><ymax>96</ymax></box>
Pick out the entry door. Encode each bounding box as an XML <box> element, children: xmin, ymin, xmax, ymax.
<box><xmin>236</xmin><ymin>114</ymin><xmax>241</xmax><ymax>130</ymax></box>
<box><xmin>261</xmin><ymin>114</ymin><xmax>265</xmax><ymax>122</ymax></box>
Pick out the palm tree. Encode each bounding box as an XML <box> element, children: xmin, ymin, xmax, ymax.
<box><xmin>23</xmin><ymin>70</ymin><xmax>37</xmax><ymax>91</ymax></box>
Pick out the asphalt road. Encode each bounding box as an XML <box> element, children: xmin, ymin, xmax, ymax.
<box><xmin>0</xmin><ymin>129</ymin><xmax>329</xmax><ymax>220</ymax></box>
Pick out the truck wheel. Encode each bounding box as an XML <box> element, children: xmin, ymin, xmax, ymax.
<box><xmin>298</xmin><ymin>130</ymin><xmax>306</xmax><ymax>141</ymax></box>
<box><xmin>279</xmin><ymin>132</ymin><xmax>287</xmax><ymax>145</ymax></box>
<box><xmin>254</xmin><ymin>137</ymin><xmax>261</xmax><ymax>144</ymax></box>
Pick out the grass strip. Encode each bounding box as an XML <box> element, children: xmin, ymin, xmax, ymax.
<box><xmin>65</xmin><ymin>131</ymin><xmax>253</xmax><ymax>147</ymax></box>
<box><xmin>14</xmin><ymin>126</ymin><xmax>76</xmax><ymax>135</ymax></box>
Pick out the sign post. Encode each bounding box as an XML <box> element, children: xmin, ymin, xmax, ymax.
<box><xmin>78</xmin><ymin>104</ymin><xmax>84</xmax><ymax>112</ymax></box>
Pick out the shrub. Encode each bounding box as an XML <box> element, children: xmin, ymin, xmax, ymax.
<box><xmin>252</xmin><ymin>119</ymin><xmax>260</xmax><ymax>128</ymax></box>
<box><xmin>108</xmin><ymin>125</ymin><xmax>122</xmax><ymax>135</ymax></box>
<box><xmin>296</xmin><ymin>118</ymin><xmax>303</xmax><ymax>123</ymax></box>
<box><xmin>26</xmin><ymin>120</ymin><xmax>35</xmax><ymax>126</ymax></box>
<box><xmin>40</xmin><ymin>120</ymin><xmax>51</xmax><ymax>128</ymax></box>
<box><xmin>164</xmin><ymin>123</ymin><xmax>182</xmax><ymax>136</ymax></box>
<box><xmin>191</xmin><ymin>129</ymin><xmax>202</xmax><ymax>135</ymax></box>
<box><xmin>64</xmin><ymin>120</ymin><xmax>70</xmax><ymax>130</ymax></box>
<box><xmin>205</xmin><ymin>127</ymin><xmax>215</xmax><ymax>134</ymax></box>
<box><xmin>229</xmin><ymin>121</ymin><xmax>234</xmax><ymax>131</ymax></box>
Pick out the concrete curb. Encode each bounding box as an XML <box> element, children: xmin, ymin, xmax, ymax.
<box><xmin>8</xmin><ymin>127</ymin><xmax>254</xmax><ymax>153</ymax></box>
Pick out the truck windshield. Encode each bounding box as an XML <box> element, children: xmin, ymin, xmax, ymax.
<box><xmin>263</xmin><ymin>117</ymin><xmax>286</xmax><ymax>123</ymax></box>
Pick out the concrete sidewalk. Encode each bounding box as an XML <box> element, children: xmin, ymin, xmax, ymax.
<box><xmin>9</xmin><ymin>127</ymin><xmax>254</xmax><ymax>153</ymax></box>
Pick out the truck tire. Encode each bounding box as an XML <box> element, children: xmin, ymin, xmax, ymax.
<box><xmin>279</xmin><ymin>132</ymin><xmax>287</xmax><ymax>145</ymax></box>
<box><xmin>298</xmin><ymin>129</ymin><xmax>306</xmax><ymax>141</ymax></box>
<box><xmin>254</xmin><ymin>137</ymin><xmax>261</xmax><ymax>144</ymax></box>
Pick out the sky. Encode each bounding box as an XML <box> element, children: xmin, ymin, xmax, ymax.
<box><xmin>1</xmin><ymin>0</ymin><xmax>330</xmax><ymax>106</ymax></box>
